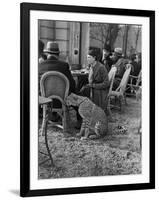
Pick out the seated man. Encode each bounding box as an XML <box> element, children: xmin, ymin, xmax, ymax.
<box><xmin>39</xmin><ymin>41</ymin><xmax>81</xmax><ymax>127</ymax></box>
<box><xmin>39</xmin><ymin>41</ymin><xmax>76</xmax><ymax>94</ymax></box>
<box><xmin>102</xmin><ymin>43</ymin><xmax>113</xmax><ymax>72</ymax></box>
<box><xmin>111</xmin><ymin>47</ymin><xmax>129</xmax><ymax>90</ymax></box>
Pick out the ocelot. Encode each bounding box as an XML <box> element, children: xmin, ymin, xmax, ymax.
<box><xmin>66</xmin><ymin>93</ymin><xmax>108</xmax><ymax>139</ymax></box>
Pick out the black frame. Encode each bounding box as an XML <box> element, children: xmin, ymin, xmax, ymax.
<box><xmin>20</xmin><ymin>2</ymin><xmax>155</xmax><ymax>197</ymax></box>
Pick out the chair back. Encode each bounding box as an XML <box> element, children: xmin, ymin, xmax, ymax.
<box><xmin>136</xmin><ymin>70</ymin><xmax>142</xmax><ymax>87</ymax></box>
<box><xmin>117</xmin><ymin>64</ymin><xmax>132</xmax><ymax>93</ymax></box>
<box><xmin>108</xmin><ymin>66</ymin><xmax>117</xmax><ymax>81</ymax></box>
<box><xmin>40</xmin><ymin>71</ymin><xmax>70</xmax><ymax>104</ymax></box>
<box><xmin>108</xmin><ymin>66</ymin><xmax>117</xmax><ymax>93</ymax></box>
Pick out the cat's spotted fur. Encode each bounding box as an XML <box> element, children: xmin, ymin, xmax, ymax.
<box><xmin>66</xmin><ymin>93</ymin><xmax>108</xmax><ymax>139</ymax></box>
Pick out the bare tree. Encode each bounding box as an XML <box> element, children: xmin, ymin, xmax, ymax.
<box><xmin>90</xmin><ymin>23</ymin><xmax>121</xmax><ymax>50</ymax></box>
<box><xmin>135</xmin><ymin>25</ymin><xmax>141</xmax><ymax>51</ymax></box>
<box><xmin>105</xmin><ymin>24</ymin><xmax>121</xmax><ymax>48</ymax></box>
<box><xmin>122</xmin><ymin>25</ymin><xmax>130</xmax><ymax>57</ymax></box>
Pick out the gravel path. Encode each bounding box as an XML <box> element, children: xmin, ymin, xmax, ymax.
<box><xmin>38</xmin><ymin>97</ymin><xmax>141</xmax><ymax>179</ymax></box>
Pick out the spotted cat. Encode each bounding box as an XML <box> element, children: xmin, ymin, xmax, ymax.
<box><xmin>66</xmin><ymin>93</ymin><xmax>108</xmax><ymax>139</ymax></box>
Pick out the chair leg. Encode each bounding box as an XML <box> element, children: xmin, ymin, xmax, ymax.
<box><xmin>41</xmin><ymin>104</ymin><xmax>47</xmax><ymax>136</ymax></box>
<box><xmin>119</xmin><ymin>98</ymin><xmax>122</xmax><ymax>112</ymax></box>
<box><xmin>105</xmin><ymin>97</ymin><xmax>114</xmax><ymax>122</ymax></box>
<box><xmin>138</xmin><ymin>119</ymin><xmax>142</xmax><ymax>151</ymax></box>
<box><xmin>44</xmin><ymin>120</ymin><xmax>54</xmax><ymax>172</ymax></box>
<box><xmin>107</xmin><ymin>99</ymin><xmax>112</xmax><ymax>118</ymax></box>
<box><xmin>63</xmin><ymin>106</ymin><xmax>70</xmax><ymax>133</ymax></box>
<box><xmin>124</xmin><ymin>94</ymin><xmax>127</xmax><ymax>105</ymax></box>
<box><xmin>39</xmin><ymin>118</ymin><xmax>54</xmax><ymax>174</ymax></box>
<box><xmin>119</xmin><ymin>96</ymin><xmax>123</xmax><ymax>112</ymax></box>
<box><xmin>66</xmin><ymin>107</ymin><xmax>71</xmax><ymax>128</ymax></box>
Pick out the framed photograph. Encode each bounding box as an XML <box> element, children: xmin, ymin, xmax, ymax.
<box><xmin>20</xmin><ymin>2</ymin><xmax>155</xmax><ymax>197</ymax></box>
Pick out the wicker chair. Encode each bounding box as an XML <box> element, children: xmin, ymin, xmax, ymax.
<box><xmin>126</xmin><ymin>70</ymin><xmax>142</xmax><ymax>96</ymax></box>
<box><xmin>40</xmin><ymin>71</ymin><xmax>70</xmax><ymax>135</ymax></box>
<box><xmin>106</xmin><ymin>66</ymin><xmax>117</xmax><ymax>118</ymax></box>
<box><xmin>107</xmin><ymin>64</ymin><xmax>132</xmax><ymax>111</ymax></box>
<box><xmin>108</xmin><ymin>66</ymin><xmax>117</xmax><ymax>93</ymax></box>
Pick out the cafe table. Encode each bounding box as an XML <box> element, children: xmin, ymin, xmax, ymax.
<box><xmin>71</xmin><ymin>69</ymin><xmax>89</xmax><ymax>91</ymax></box>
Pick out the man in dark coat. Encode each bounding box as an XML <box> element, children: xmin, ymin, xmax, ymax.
<box><xmin>39</xmin><ymin>41</ymin><xmax>76</xmax><ymax>93</ymax></box>
<box><xmin>102</xmin><ymin>43</ymin><xmax>113</xmax><ymax>72</ymax></box>
<box><xmin>39</xmin><ymin>41</ymin><xmax>81</xmax><ymax>126</ymax></box>
<box><xmin>111</xmin><ymin>47</ymin><xmax>129</xmax><ymax>89</ymax></box>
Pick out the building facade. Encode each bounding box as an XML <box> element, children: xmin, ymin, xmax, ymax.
<box><xmin>39</xmin><ymin>20</ymin><xmax>141</xmax><ymax>67</ymax></box>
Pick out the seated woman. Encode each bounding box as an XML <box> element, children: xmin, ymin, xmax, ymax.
<box><xmin>80</xmin><ymin>48</ymin><xmax>109</xmax><ymax>110</ymax></box>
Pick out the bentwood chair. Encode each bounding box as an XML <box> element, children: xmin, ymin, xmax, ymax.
<box><xmin>106</xmin><ymin>66</ymin><xmax>117</xmax><ymax>118</ymax></box>
<box><xmin>40</xmin><ymin>71</ymin><xmax>70</xmax><ymax>135</ymax></box>
<box><xmin>107</xmin><ymin>64</ymin><xmax>132</xmax><ymax>111</ymax></box>
<box><xmin>126</xmin><ymin>70</ymin><xmax>142</xmax><ymax>96</ymax></box>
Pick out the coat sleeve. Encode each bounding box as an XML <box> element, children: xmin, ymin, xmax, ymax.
<box><xmin>115</xmin><ymin>58</ymin><xmax>127</xmax><ymax>78</ymax></box>
<box><xmin>92</xmin><ymin>66</ymin><xmax>109</xmax><ymax>90</ymax></box>
<box><xmin>65</xmin><ymin>63</ymin><xmax>76</xmax><ymax>93</ymax></box>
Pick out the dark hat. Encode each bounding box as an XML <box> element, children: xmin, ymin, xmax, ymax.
<box><xmin>43</xmin><ymin>41</ymin><xmax>60</xmax><ymax>54</ymax></box>
<box><xmin>103</xmin><ymin>43</ymin><xmax>111</xmax><ymax>52</ymax></box>
<box><xmin>88</xmin><ymin>48</ymin><xmax>99</xmax><ymax>58</ymax></box>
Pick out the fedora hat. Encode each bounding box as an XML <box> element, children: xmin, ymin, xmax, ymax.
<box><xmin>114</xmin><ymin>47</ymin><xmax>123</xmax><ymax>55</ymax></box>
<box><xmin>43</xmin><ymin>41</ymin><xmax>60</xmax><ymax>54</ymax></box>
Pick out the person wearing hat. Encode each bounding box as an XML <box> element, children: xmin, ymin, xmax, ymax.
<box><xmin>102</xmin><ymin>43</ymin><xmax>113</xmax><ymax>72</ymax></box>
<box><xmin>111</xmin><ymin>47</ymin><xmax>123</xmax><ymax>62</ymax></box>
<box><xmin>39</xmin><ymin>41</ymin><xmax>76</xmax><ymax>93</ymax></box>
<box><xmin>39</xmin><ymin>41</ymin><xmax>79</xmax><ymax>123</ymax></box>
<box><xmin>111</xmin><ymin>47</ymin><xmax>130</xmax><ymax>89</ymax></box>
<box><xmin>80</xmin><ymin>48</ymin><xmax>109</xmax><ymax>110</ymax></box>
